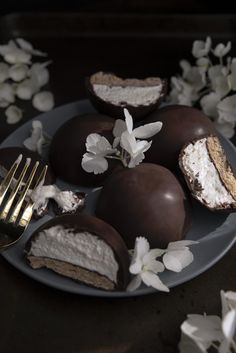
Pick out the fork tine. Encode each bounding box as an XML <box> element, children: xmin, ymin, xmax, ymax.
<box><xmin>0</xmin><ymin>154</ymin><xmax>22</xmax><ymax>206</ymax></box>
<box><xmin>18</xmin><ymin>165</ymin><xmax>48</xmax><ymax>229</ymax></box>
<box><xmin>0</xmin><ymin>158</ymin><xmax>31</xmax><ymax>221</ymax></box>
<box><xmin>8</xmin><ymin>161</ymin><xmax>40</xmax><ymax>224</ymax></box>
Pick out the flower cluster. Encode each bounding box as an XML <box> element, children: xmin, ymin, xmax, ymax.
<box><xmin>81</xmin><ymin>108</ymin><xmax>162</xmax><ymax>174</ymax></box>
<box><xmin>0</xmin><ymin>38</ymin><xmax>54</xmax><ymax>124</ymax></box>
<box><xmin>127</xmin><ymin>237</ymin><xmax>198</xmax><ymax>292</ymax></box>
<box><xmin>168</xmin><ymin>37</ymin><xmax>236</xmax><ymax>138</ymax></box>
<box><xmin>179</xmin><ymin>290</ymin><xmax>236</xmax><ymax>353</ymax></box>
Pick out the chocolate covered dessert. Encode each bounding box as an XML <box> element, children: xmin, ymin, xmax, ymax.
<box><xmin>49</xmin><ymin>113</ymin><xmax>117</xmax><ymax>187</ymax></box>
<box><xmin>86</xmin><ymin>71</ymin><xmax>167</xmax><ymax>121</ymax></box>
<box><xmin>144</xmin><ymin>105</ymin><xmax>217</xmax><ymax>172</ymax></box>
<box><xmin>179</xmin><ymin>135</ymin><xmax>236</xmax><ymax>210</ymax></box>
<box><xmin>25</xmin><ymin>214</ymin><xmax>130</xmax><ymax>291</ymax></box>
<box><xmin>0</xmin><ymin>147</ymin><xmax>55</xmax><ymax>185</ymax></box>
<box><xmin>96</xmin><ymin>163</ymin><xmax>191</xmax><ymax>249</ymax></box>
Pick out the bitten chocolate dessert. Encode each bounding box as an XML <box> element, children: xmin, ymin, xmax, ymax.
<box><xmin>179</xmin><ymin>135</ymin><xmax>236</xmax><ymax>210</ymax></box>
<box><xmin>49</xmin><ymin>113</ymin><xmax>117</xmax><ymax>187</ymax></box>
<box><xmin>86</xmin><ymin>71</ymin><xmax>167</xmax><ymax>121</ymax></box>
<box><xmin>144</xmin><ymin>105</ymin><xmax>217</xmax><ymax>172</ymax></box>
<box><xmin>0</xmin><ymin>147</ymin><xmax>55</xmax><ymax>185</ymax></box>
<box><xmin>96</xmin><ymin>163</ymin><xmax>191</xmax><ymax>249</ymax></box>
<box><xmin>25</xmin><ymin>214</ymin><xmax>130</xmax><ymax>291</ymax></box>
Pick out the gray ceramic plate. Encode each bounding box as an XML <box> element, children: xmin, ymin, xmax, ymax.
<box><xmin>1</xmin><ymin>100</ymin><xmax>236</xmax><ymax>298</ymax></box>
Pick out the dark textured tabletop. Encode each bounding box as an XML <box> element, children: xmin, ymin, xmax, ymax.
<box><xmin>0</xmin><ymin>12</ymin><xmax>236</xmax><ymax>353</ymax></box>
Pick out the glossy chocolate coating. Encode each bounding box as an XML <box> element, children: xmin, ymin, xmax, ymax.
<box><xmin>96</xmin><ymin>163</ymin><xmax>191</xmax><ymax>249</ymax></box>
<box><xmin>144</xmin><ymin>105</ymin><xmax>217</xmax><ymax>171</ymax></box>
<box><xmin>0</xmin><ymin>147</ymin><xmax>55</xmax><ymax>186</ymax></box>
<box><xmin>49</xmin><ymin>114</ymin><xmax>116</xmax><ymax>187</ymax></box>
<box><xmin>25</xmin><ymin>213</ymin><xmax>130</xmax><ymax>290</ymax></box>
<box><xmin>85</xmin><ymin>75</ymin><xmax>167</xmax><ymax>122</ymax></box>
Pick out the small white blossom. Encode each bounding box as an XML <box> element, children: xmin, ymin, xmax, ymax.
<box><xmin>127</xmin><ymin>237</ymin><xmax>168</xmax><ymax>292</ymax></box>
<box><xmin>32</xmin><ymin>91</ymin><xmax>54</xmax><ymax>111</ymax></box>
<box><xmin>163</xmin><ymin>240</ymin><xmax>198</xmax><ymax>272</ymax></box>
<box><xmin>9</xmin><ymin>63</ymin><xmax>29</xmax><ymax>82</ymax></box>
<box><xmin>0</xmin><ymin>40</ymin><xmax>31</xmax><ymax>64</ymax></box>
<box><xmin>192</xmin><ymin>37</ymin><xmax>212</xmax><ymax>58</ymax></box>
<box><xmin>217</xmin><ymin>95</ymin><xmax>236</xmax><ymax>124</ymax></box>
<box><xmin>213</xmin><ymin>42</ymin><xmax>232</xmax><ymax>58</ymax></box>
<box><xmin>168</xmin><ymin>76</ymin><xmax>199</xmax><ymax>106</ymax></box>
<box><xmin>5</xmin><ymin>105</ymin><xmax>23</xmax><ymax>124</ymax></box>
<box><xmin>29</xmin><ymin>62</ymin><xmax>50</xmax><ymax>88</ymax></box>
<box><xmin>200</xmin><ymin>92</ymin><xmax>221</xmax><ymax>118</ymax></box>
<box><xmin>15</xmin><ymin>78</ymin><xmax>37</xmax><ymax>100</ymax></box>
<box><xmin>23</xmin><ymin>120</ymin><xmax>50</xmax><ymax>155</ymax></box>
<box><xmin>81</xmin><ymin>133</ymin><xmax>116</xmax><ymax>174</ymax></box>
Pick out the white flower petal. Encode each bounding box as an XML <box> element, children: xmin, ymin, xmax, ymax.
<box><xmin>16</xmin><ymin>79</ymin><xmax>37</xmax><ymax>100</ymax></box>
<box><xmin>0</xmin><ymin>83</ymin><xmax>15</xmax><ymax>105</ymax></box>
<box><xmin>128</xmin><ymin>152</ymin><xmax>145</xmax><ymax>168</ymax></box>
<box><xmin>9</xmin><ymin>63</ymin><xmax>29</xmax><ymax>82</ymax></box>
<box><xmin>16</xmin><ymin>38</ymin><xmax>47</xmax><ymax>57</ymax></box>
<box><xmin>133</xmin><ymin>237</ymin><xmax>150</xmax><ymax>261</ymax></box>
<box><xmin>29</xmin><ymin>63</ymin><xmax>50</xmax><ymax>88</ymax></box>
<box><xmin>112</xmin><ymin>119</ymin><xmax>126</xmax><ymax>138</ymax></box>
<box><xmin>81</xmin><ymin>153</ymin><xmax>108</xmax><ymax>174</ymax></box>
<box><xmin>120</xmin><ymin>130</ymin><xmax>137</xmax><ymax>155</ymax></box>
<box><xmin>4</xmin><ymin>47</ymin><xmax>31</xmax><ymax>65</ymax></box>
<box><xmin>124</xmin><ymin>108</ymin><xmax>133</xmax><ymax>134</ymax></box>
<box><xmin>126</xmin><ymin>275</ymin><xmax>142</xmax><ymax>291</ymax></box>
<box><xmin>200</xmin><ymin>92</ymin><xmax>221</xmax><ymax>118</ymax></box>
<box><xmin>221</xmin><ymin>290</ymin><xmax>236</xmax><ymax>317</ymax></box>
<box><xmin>213</xmin><ymin>42</ymin><xmax>231</xmax><ymax>57</ymax></box>
<box><xmin>179</xmin><ymin>332</ymin><xmax>206</xmax><ymax>353</ymax></box>
<box><xmin>222</xmin><ymin>309</ymin><xmax>236</xmax><ymax>343</ymax></box>
<box><xmin>23</xmin><ymin>120</ymin><xmax>49</xmax><ymax>155</ymax></box>
<box><xmin>32</xmin><ymin>91</ymin><xmax>54</xmax><ymax>111</ymax></box>
<box><xmin>85</xmin><ymin>133</ymin><xmax>114</xmax><ymax>156</ymax></box>
<box><xmin>167</xmin><ymin>240</ymin><xmax>198</xmax><ymax>250</ymax></box>
<box><xmin>133</xmin><ymin>121</ymin><xmax>163</xmax><ymax>139</ymax></box>
<box><xmin>163</xmin><ymin>249</ymin><xmax>194</xmax><ymax>272</ymax></box>
<box><xmin>0</xmin><ymin>62</ymin><xmax>9</xmax><ymax>83</ymax></box>
<box><xmin>5</xmin><ymin>105</ymin><xmax>23</xmax><ymax>124</ymax></box>
<box><xmin>141</xmin><ymin>271</ymin><xmax>169</xmax><ymax>292</ymax></box>
<box><xmin>143</xmin><ymin>259</ymin><xmax>165</xmax><ymax>273</ymax></box>
<box><xmin>129</xmin><ymin>258</ymin><xmax>143</xmax><ymax>275</ymax></box>
<box><xmin>192</xmin><ymin>37</ymin><xmax>211</xmax><ymax>58</ymax></box>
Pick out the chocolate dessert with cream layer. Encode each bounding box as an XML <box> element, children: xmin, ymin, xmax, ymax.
<box><xmin>179</xmin><ymin>135</ymin><xmax>236</xmax><ymax>210</ymax></box>
<box><xmin>86</xmin><ymin>71</ymin><xmax>167</xmax><ymax>121</ymax></box>
<box><xmin>96</xmin><ymin>163</ymin><xmax>191</xmax><ymax>249</ymax></box>
<box><xmin>25</xmin><ymin>214</ymin><xmax>130</xmax><ymax>291</ymax></box>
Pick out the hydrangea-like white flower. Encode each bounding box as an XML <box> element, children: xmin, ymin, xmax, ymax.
<box><xmin>200</xmin><ymin>92</ymin><xmax>221</xmax><ymax>118</ymax></box>
<box><xmin>127</xmin><ymin>237</ymin><xmax>168</xmax><ymax>292</ymax></box>
<box><xmin>81</xmin><ymin>133</ymin><xmax>117</xmax><ymax>174</ymax></box>
<box><xmin>23</xmin><ymin>120</ymin><xmax>50</xmax><ymax>155</ymax></box>
<box><xmin>163</xmin><ymin>240</ymin><xmax>198</xmax><ymax>272</ymax></box>
<box><xmin>213</xmin><ymin>42</ymin><xmax>232</xmax><ymax>58</ymax></box>
<box><xmin>192</xmin><ymin>37</ymin><xmax>212</xmax><ymax>58</ymax></box>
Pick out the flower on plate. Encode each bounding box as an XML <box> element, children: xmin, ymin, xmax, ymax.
<box><xmin>81</xmin><ymin>133</ymin><xmax>117</xmax><ymax>174</ymax></box>
<box><xmin>23</xmin><ymin>120</ymin><xmax>51</xmax><ymax>155</ymax></box>
<box><xmin>127</xmin><ymin>237</ymin><xmax>197</xmax><ymax>292</ymax></box>
<box><xmin>82</xmin><ymin>108</ymin><xmax>163</xmax><ymax>173</ymax></box>
<box><xmin>127</xmin><ymin>237</ymin><xmax>168</xmax><ymax>292</ymax></box>
<box><xmin>167</xmin><ymin>37</ymin><xmax>236</xmax><ymax>138</ymax></box>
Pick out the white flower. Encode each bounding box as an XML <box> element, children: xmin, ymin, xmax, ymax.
<box><xmin>0</xmin><ymin>62</ymin><xmax>9</xmax><ymax>83</ymax></box>
<box><xmin>217</xmin><ymin>95</ymin><xmax>236</xmax><ymax>124</ymax></box>
<box><xmin>163</xmin><ymin>240</ymin><xmax>198</xmax><ymax>272</ymax></box>
<box><xmin>114</xmin><ymin>108</ymin><xmax>162</xmax><ymax>168</ymax></box>
<box><xmin>213</xmin><ymin>42</ymin><xmax>232</xmax><ymax>58</ymax></box>
<box><xmin>29</xmin><ymin>62</ymin><xmax>50</xmax><ymax>88</ymax></box>
<box><xmin>23</xmin><ymin>120</ymin><xmax>50</xmax><ymax>155</ymax></box>
<box><xmin>221</xmin><ymin>290</ymin><xmax>236</xmax><ymax>317</ymax></box>
<box><xmin>0</xmin><ymin>82</ymin><xmax>15</xmax><ymax>107</ymax></box>
<box><xmin>127</xmin><ymin>237</ymin><xmax>168</xmax><ymax>292</ymax></box>
<box><xmin>5</xmin><ymin>105</ymin><xmax>23</xmax><ymax>124</ymax></box>
<box><xmin>200</xmin><ymin>92</ymin><xmax>221</xmax><ymax>118</ymax></box>
<box><xmin>32</xmin><ymin>91</ymin><xmax>54</xmax><ymax>111</ymax></box>
<box><xmin>180</xmin><ymin>60</ymin><xmax>206</xmax><ymax>89</ymax></box>
<box><xmin>0</xmin><ymin>40</ymin><xmax>31</xmax><ymax>64</ymax></box>
<box><xmin>208</xmin><ymin>65</ymin><xmax>231</xmax><ymax>98</ymax></box>
<box><xmin>192</xmin><ymin>37</ymin><xmax>212</xmax><ymax>58</ymax></box>
<box><xmin>15</xmin><ymin>78</ymin><xmax>38</xmax><ymax>100</ymax></box>
<box><xmin>81</xmin><ymin>133</ymin><xmax>116</xmax><ymax>174</ymax></box>
<box><xmin>180</xmin><ymin>314</ymin><xmax>224</xmax><ymax>352</ymax></box>
<box><xmin>168</xmin><ymin>76</ymin><xmax>198</xmax><ymax>106</ymax></box>
<box><xmin>9</xmin><ymin>63</ymin><xmax>29</xmax><ymax>82</ymax></box>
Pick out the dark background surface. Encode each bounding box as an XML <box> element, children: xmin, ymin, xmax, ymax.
<box><xmin>1</xmin><ymin>5</ymin><xmax>236</xmax><ymax>353</ymax></box>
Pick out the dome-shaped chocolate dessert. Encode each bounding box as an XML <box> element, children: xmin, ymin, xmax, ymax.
<box><xmin>86</xmin><ymin>71</ymin><xmax>167</xmax><ymax>122</ymax></box>
<box><xmin>144</xmin><ymin>105</ymin><xmax>217</xmax><ymax>172</ymax></box>
<box><xmin>49</xmin><ymin>114</ymin><xmax>116</xmax><ymax>187</ymax></box>
<box><xmin>25</xmin><ymin>213</ymin><xmax>130</xmax><ymax>291</ymax></box>
<box><xmin>96</xmin><ymin>163</ymin><xmax>191</xmax><ymax>249</ymax></box>
<box><xmin>0</xmin><ymin>147</ymin><xmax>55</xmax><ymax>185</ymax></box>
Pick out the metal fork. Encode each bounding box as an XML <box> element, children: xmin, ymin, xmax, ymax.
<box><xmin>0</xmin><ymin>154</ymin><xmax>47</xmax><ymax>249</ymax></box>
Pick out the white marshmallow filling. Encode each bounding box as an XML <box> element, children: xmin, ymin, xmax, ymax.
<box><xmin>28</xmin><ymin>225</ymin><xmax>119</xmax><ymax>284</ymax></box>
<box><xmin>92</xmin><ymin>84</ymin><xmax>163</xmax><ymax>107</ymax></box>
<box><xmin>181</xmin><ymin>138</ymin><xmax>235</xmax><ymax>208</ymax></box>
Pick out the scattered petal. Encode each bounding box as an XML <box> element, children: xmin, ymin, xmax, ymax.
<box><xmin>133</xmin><ymin>121</ymin><xmax>163</xmax><ymax>139</ymax></box>
<box><xmin>5</xmin><ymin>105</ymin><xmax>23</xmax><ymax>124</ymax></box>
<box><xmin>32</xmin><ymin>91</ymin><xmax>54</xmax><ymax>111</ymax></box>
<box><xmin>163</xmin><ymin>249</ymin><xmax>194</xmax><ymax>272</ymax></box>
<box><xmin>141</xmin><ymin>271</ymin><xmax>169</xmax><ymax>292</ymax></box>
<box><xmin>9</xmin><ymin>63</ymin><xmax>29</xmax><ymax>82</ymax></box>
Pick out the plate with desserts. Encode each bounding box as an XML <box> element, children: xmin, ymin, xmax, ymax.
<box><xmin>1</xmin><ymin>72</ymin><xmax>236</xmax><ymax>297</ymax></box>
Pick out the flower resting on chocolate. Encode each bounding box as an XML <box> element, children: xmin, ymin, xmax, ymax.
<box><xmin>81</xmin><ymin>108</ymin><xmax>162</xmax><ymax>174</ymax></box>
<box><xmin>127</xmin><ymin>237</ymin><xmax>198</xmax><ymax>292</ymax></box>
